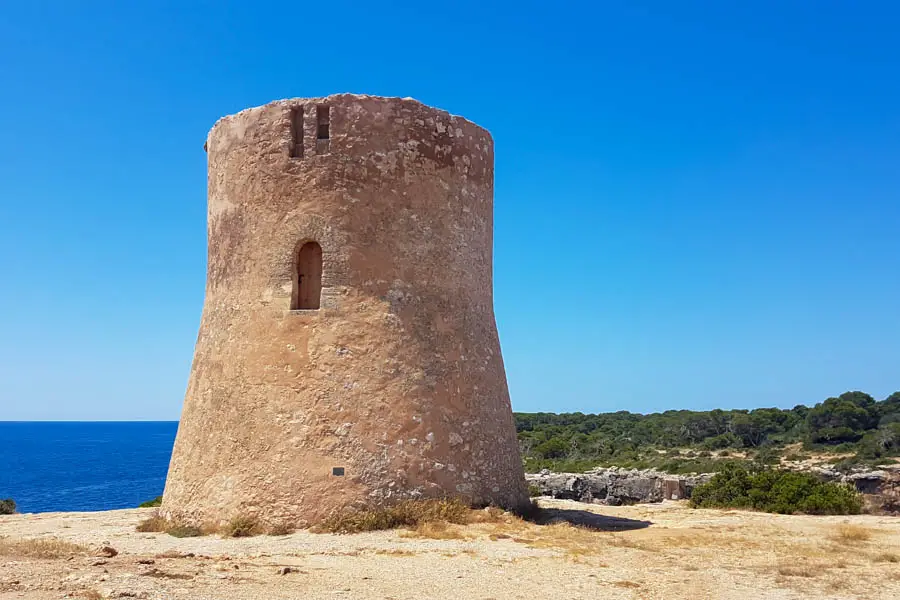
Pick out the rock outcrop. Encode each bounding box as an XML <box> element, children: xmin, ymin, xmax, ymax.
<box><xmin>844</xmin><ymin>468</ymin><xmax>900</xmax><ymax>513</ymax></box>
<box><xmin>526</xmin><ymin>468</ymin><xmax>712</xmax><ymax>506</ymax></box>
<box><xmin>527</xmin><ymin>464</ymin><xmax>900</xmax><ymax>512</ymax></box>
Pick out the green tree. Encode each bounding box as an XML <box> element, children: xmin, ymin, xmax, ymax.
<box><xmin>806</xmin><ymin>392</ymin><xmax>877</xmax><ymax>444</ymax></box>
<box><xmin>877</xmin><ymin>392</ymin><xmax>900</xmax><ymax>425</ymax></box>
<box><xmin>534</xmin><ymin>437</ymin><xmax>570</xmax><ymax>459</ymax></box>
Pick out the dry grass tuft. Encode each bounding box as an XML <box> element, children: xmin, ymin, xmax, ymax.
<box><xmin>315</xmin><ymin>498</ymin><xmax>472</xmax><ymax>534</ymax></box>
<box><xmin>314</xmin><ymin>498</ymin><xmax>541</xmax><ymax>535</ymax></box>
<box><xmin>777</xmin><ymin>564</ymin><xmax>818</xmax><ymax>578</ymax></box>
<box><xmin>0</xmin><ymin>537</ymin><xmax>89</xmax><ymax>559</ymax></box>
<box><xmin>873</xmin><ymin>552</ymin><xmax>900</xmax><ymax>563</ymax></box>
<box><xmin>267</xmin><ymin>522</ymin><xmax>295</xmax><ymax>536</ymax></box>
<box><xmin>511</xmin><ymin>522</ymin><xmax>606</xmax><ymax>557</ymax></box>
<box><xmin>469</xmin><ymin>506</ymin><xmax>508</xmax><ymax>523</ymax></box>
<box><xmin>402</xmin><ymin>520</ymin><xmax>465</xmax><ymax>540</ymax></box>
<box><xmin>374</xmin><ymin>549</ymin><xmax>416</xmax><ymax>556</ymax></box>
<box><xmin>141</xmin><ymin>568</ymin><xmax>193</xmax><ymax>580</ymax></box>
<box><xmin>154</xmin><ymin>550</ymin><xmax>195</xmax><ymax>559</ymax></box>
<box><xmin>136</xmin><ymin>514</ymin><xmax>202</xmax><ymax>538</ymax></box>
<box><xmin>221</xmin><ymin>515</ymin><xmax>261</xmax><ymax>538</ymax></box>
<box><xmin>167</xmin><ymin>525</ymin><xmax>203</xmax><ymax>538</ymax></box>
<box><xmin>831</xmin><ymin>524</ymin><xmax>874</xmax><ymax>543</ymax></box>
<box><xmin>136</xmin><ymin>515</ymin><xmax>170</xmax><ymax>533</ymax></box>
<box><xmin>608</xmin><ymin>534</ymin><xmax>658</xmax><ymax>552</ymax></box>
<box><xmin>613</xmin><ymin>581</ymin><xmax>641</xmax><ymax>589</ymax></box>
<box><xmin>79</xmin><ymin>590</ymin><xmax>104</xmax><ymax>600</ymax></box>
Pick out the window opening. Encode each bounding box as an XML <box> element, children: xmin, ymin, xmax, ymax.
<box><xmin>291</xmin><ymin>241</ymin><xmax>322</xmax><ymax>310</ymax></box>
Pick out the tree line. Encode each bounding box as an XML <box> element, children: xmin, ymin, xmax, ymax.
<box><xmin>515</xmin><ymin>391</ymin><xmax>900</xmax><ymax>472</ymax></box>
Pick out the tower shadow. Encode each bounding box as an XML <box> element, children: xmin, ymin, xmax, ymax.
<box><xmin>529</xmin><ymin>507</ymin><xmax>652</xmax><ymax>532</ymax></box>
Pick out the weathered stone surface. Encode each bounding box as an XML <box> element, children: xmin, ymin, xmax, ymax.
<box><xmin>845</xmin><ymin>467</ymin><xmax>900</xmax><ymax>513</ymax></box>
<box><xmin>528</xmin><ymin>465</ymin><xmax>900</xmax><ymax>512</ymax></box>
<box><xmin>526</xmin><ymin>468</ymin><xmax>712</xmax><ymax>505</ymax></box>
<box><xmin>162</xmin><ymin>94</ymin><xmax>528</xmax><ymax>526</ymax></box>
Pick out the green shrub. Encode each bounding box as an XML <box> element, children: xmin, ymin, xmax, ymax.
<box><xmin>138</xmin><ymin>496</ymin><xmax>162</xmax><ymax>508</ymax></box>
<box><xmin>533</xmin><ymin>437</ymin><xmax>571</xmax><ymax>459</ymax></box>
<box><xmin>701</xmin><ymin>433</ymin><xmax>741</xmax><ymax>450</ymax></box>
<box><xmin>785</xmin><ymin>452</ymin><xmax>811</xmax><ymax>462</ymax></box>
<box><xmin>690</xmin><ymin>464</ymin><xmax>862</xmax><ymax>515</ymax></box>
<box><xmin>523</xmin><ymin>457</ymin><xmax>600</xmax><ymax>473</ymax></box>
<box><xmin>0</xmin><ymin>499</ymin><xmax>15</xmax><ymax>515</ymax></box>
<box><xmin>856</xmin><ymin>424</ymin><xmax>900</xmax><ymax>459</ymax></box>
<box><xmin>528</xmin><ymin>483</ymin><xmax>543</xmax><ymax>497</ymax></box>
<box><xmin>524</xmin><ymin>454</ymin><xmax>748</xmax><ymax>475</ymax></box>
<box><xmin>753</xmin><ymin>447</ymin><xmax>782</xmax><ymax>466</ymax></box>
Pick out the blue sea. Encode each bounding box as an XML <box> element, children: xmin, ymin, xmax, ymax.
<box><xmin>1</xmin><ymin>422</ymin><xmax>178</xmax><ymax>514</ymax></box>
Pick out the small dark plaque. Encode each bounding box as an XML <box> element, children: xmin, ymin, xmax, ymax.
<box><xmin>332</xmin><ymin>467</ymin><xmax>345</xmax><ymax>476</ymax></box>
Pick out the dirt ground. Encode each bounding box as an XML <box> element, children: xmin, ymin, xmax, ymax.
<box><xmin>1</xmin><ymin>499</ymin><xmax>898</xmax><ymax>600</ymax></box>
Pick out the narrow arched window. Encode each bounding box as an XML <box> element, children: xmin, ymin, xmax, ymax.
<box><xmin>292</xmin><ymin>242</ymin><xmax>322</xmax><ymax>310</ymax></box>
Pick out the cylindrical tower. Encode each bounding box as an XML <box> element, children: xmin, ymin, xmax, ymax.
<box><xmin>162</xmin><ymin>94</ymin><xmax>528</xmax><ymax>526</ymax></box>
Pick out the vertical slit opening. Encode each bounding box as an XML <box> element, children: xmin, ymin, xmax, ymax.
<box><xmin>316</xmin><ymin>105</ymin><xmax>330</xmax><ymax>154</ymax></box>
<box><xmin>316</xmin><ymin>105</ymin><xmax>330</xmax><ymax>139</ymax></box>
<box><xmin>290</xmin><ymin>107</ymin><xmax>303</xmax><ymax>158</ymax></box>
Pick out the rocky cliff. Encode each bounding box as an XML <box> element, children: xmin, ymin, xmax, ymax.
<box><xmin>525</xmin><ymin>467</ymin><xmax>712</xmax><ymax>506</ymax></box>
<box><xmin>527</xmin><ymin>465</ymin><xmax>900</xmax><ymax>512</ymax></box>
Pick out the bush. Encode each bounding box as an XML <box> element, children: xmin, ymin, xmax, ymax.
<box><xmin>856</xmin><ymin>424</ymin><xmax>900</xmax><ymax>459</ymax></box>
<box><xmin>690</xmin><ymin>464</ymin><xmax>862</xmax><ymax>515</ymax></box>
<box><xmin>138</xmin><ymin>496</ymin><xmax>162</xmax><ymax>508</ymax></box>
<box><xmin>533</xmin><ymin>438</ymin><xmax>571</xmax><ymax>459</ymax></box>
<box><xmin>267</xmin><ymin>522</ymin><xmax>295</xmax><ymax>536</ymax></box>
<box><xmin>701</xmin><ymin>433</ymin><xmax>741</xmax><ymax>450</ymax></box>
<box><xmin>136</xmin><ymin>515</ymin><xmax>169</xmax><ymax>533</ymax></box>
<box><xmin>166</xmin><ymin>525</ymin><xmax>203</xmax><ymax>538</ymax></box>
<box><xmin>753</xmin><ymin>447</ymin><xmax>782</xmax><ymax>466</ymax></box>
<box><xmin>222</xmin><ymin>515</ymin><xmax>261</xmax><ymax>538</ymax></box>
<box><xmin>785</xmin><ymin>452</ymin><xmax>811</xmax><ymax>462</ymax></box>
<box><xmin>0</xmin><ymin>499</ymin><xmax>15</xmax><ymax>515</ymax></box>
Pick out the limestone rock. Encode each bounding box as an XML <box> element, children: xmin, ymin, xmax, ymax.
<box><xmin>526</xmin><ymin>468</ymin><xmax>712</xmax><ymax>505</ymax></box>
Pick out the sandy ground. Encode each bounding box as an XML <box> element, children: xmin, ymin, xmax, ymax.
<box><xmin>1</xmin><ymin>499</ymin><xmax>898</xmax><ymax>600</ymax></box>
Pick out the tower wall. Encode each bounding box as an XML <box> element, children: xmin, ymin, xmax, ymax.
<box><xmin>162</xmin><ymin>94</ymin><xmax>528</xmax><ymax>526</ymax></box>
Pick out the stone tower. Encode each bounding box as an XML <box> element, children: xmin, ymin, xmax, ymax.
<box><xmin>162</xmin><ymin>94</ymin><xmax>528</xmax><ymax>526</ymax></box>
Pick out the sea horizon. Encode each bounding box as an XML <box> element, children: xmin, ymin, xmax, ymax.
<box><xmin>1</xmin><ymin>421</ymin><xmax>178</xmax><ymax>514</ymax></box>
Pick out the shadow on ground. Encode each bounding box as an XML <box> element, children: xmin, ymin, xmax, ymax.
<box><xmin>534</xmin><ymin>508</ymin><xmax>652</xmax><ymax>532</ymax></box>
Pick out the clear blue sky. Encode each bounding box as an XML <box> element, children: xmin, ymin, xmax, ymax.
<box><xmin>1</xmin><ymin>1</ymin><xmax>898</xmax><ymax>420</ymax></box>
